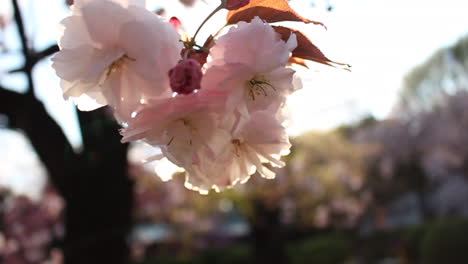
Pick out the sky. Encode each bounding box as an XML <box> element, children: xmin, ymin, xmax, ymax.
<box><xmin>0</xmin><ymin>130</ymin><xmax>46</xmax><ymax>200</ymax></box>
<box><xmin>286</xmin><ymin>0</ymin><xmax>468</xmax><ymax>134</ymax></box>
<box><xmin>2</xmin><ymin>0</ymin><xmax>468</xmax><ymax>141</ymax></box>
<box><xmin>149</xmin><ymin>0</ymin><xmax>468</xmax><ymax>134</ymax></box>
<box><xmin>0</xmin><ymin>0</ymin><xmax>467</xmax><ymax>197</ymax></box>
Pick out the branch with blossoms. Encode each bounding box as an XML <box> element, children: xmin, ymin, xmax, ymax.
<box><xmin>52</xmin><ymin>0</ymin><xmax>348</xmax><ymax>194</ymax></box>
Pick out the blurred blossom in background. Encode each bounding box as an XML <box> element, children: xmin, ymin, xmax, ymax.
<box><xmin>1</xmin><ymin>0</ymin><xmax>468</xmax><ymax>263</ymax></box>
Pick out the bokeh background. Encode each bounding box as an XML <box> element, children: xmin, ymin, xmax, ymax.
<box><xmin>1</xmin><ymin>0</ymin><xmax>468</xmax><ymax>263</ymax></box>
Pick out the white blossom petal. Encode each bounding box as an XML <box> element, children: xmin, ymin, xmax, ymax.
<box><xmin>52</xmin><ymin>0</ymin><xmax>182</xmax><ymax>122</ymax></box>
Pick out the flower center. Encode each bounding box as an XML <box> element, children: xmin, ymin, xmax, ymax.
<box><xmin>231</xmin><ymin>139</ymin><xmax>242</xmax><ymax>157</ymax></box>
<box><xmin>105</xmin><ymin>55</ymin><xmax>135</xmax><ymax>78</ymax></box>
<box><xmin>99</xmin><ymin>55</ymin><xmax>135</xmax><ymax>87</ymax></box>
<box><xmin>246</xmin><ymin>76</ymin><xmax>275</xmax><ymax>101</ymax></box>
<box><xmin>167</xmin><ymin>118</ymin><xmax>196</xmax><ymax>146</ymax></box>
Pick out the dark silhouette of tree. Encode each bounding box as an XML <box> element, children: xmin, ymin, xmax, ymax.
<box><xmin>0</xmin><ymin>1</ymin><xmax>133</xmax><ymax>263</ymax></box>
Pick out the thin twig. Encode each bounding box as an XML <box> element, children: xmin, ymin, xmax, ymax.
<box><xmin>11</xmin><ymin>0</ymin><xmax>35</xmax><ymax>97</ymax></box>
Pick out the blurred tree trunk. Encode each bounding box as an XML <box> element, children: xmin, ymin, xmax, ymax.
<box><xmin>0</xmin><ymin>89</ymin><xmax>134</xmax><ymax>264</ymax></box>
<box><xmin>250</xmin><ymin>198</ymin><xmax>286</xmax><ymax>264</ymax></box>
<box><xmin>0</xmin><ymin>1</ymin><xmax>135</xmax><ymax>263</ymax></box>
<box><xmin>63</xmin><ymin>110</ymin><xmax>133</xmax><ymax>264</ymax></box>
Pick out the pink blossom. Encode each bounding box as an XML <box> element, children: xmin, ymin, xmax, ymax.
<box><xmin>52</xmin><ymin>0</ymin><xmax>183</xmax><ymax>122</ymax></box>
<box><xmin>169</xmin><ymin>59</ymin><xmax>203</xmax><ymax>94</ymax></box>
<box><xmin>203</xmin><ymin>64</ymin><xmax>299</xmax><ymax>114</ymax></box>
<box><xmin>208</xmin><ymin>16</ymin><xmax>297</xmax><ymax>72</ymax></box>
<box><xmin>121</xmin><ymin>90</ymin><xmax>227</xmax><ymax>168</ymax></box>
<box><xmin>54</xmin><ymin>3</ymin><xmax>307</xmax><ymax>194</ymax></box>
<box><xmin>202</xmin><ymin>16</ymin><xmax>300</xmax><ymax>130</ymax></box>
<box><xmin>185</xmin><ymin>110</ymin><xmax>291</xmax><ymax>194</ymax></box>
<box><xmin>122</xmin><ymin>17</ymin><xmax>300</xmax><ymax>193</ymax></box>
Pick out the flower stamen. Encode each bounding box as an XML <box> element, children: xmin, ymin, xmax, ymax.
<box><xmin>167</xmin><ymin>136</ymin><xmax>174</xmax><ymax>146</ymax></box>
<box><xmin>247</xmin><ymin>77</ymin><xmax>275</xmax><ymax>101</ymax></box>
<box><xmin>101</xmin><ymin>55</ymin><xmax>136</xmax><ymax>86</ymax></box>
<box><xmin>180</xmin><ymin>118</ymin><xmax>195</xmax><ymax>146</ymax></box>
<box><xmin>107</xmin><ymin>55</ymin><xmax>135</xmax><ymax>76</ymax></box>
<box><xmin>231</xmin><ymin>139</ymin><xmax>242</xmax><ymax>157</ymax></box>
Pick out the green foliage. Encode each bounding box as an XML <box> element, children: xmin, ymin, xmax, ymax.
<box><xmin>287</xmin><ymin>234</ymin><xmax>352</xmax><ymax>264</ymax></box>
<box><xmin>395</xmin><ymin>34</ymin><xmax>468</xmax><ymax>117</ymax></box>
<box><xmin>453</xmin><ymin>35</ymin><xmax>468</xmax><ymax>70</ymax></box>
<box><xmin>357</xmin><ymin>226</ymin><xmax>429</xmax><ymax>263</ymax></box>
<box><xmin>138</xmin><ymin>258</ymin><xmax>196</xmax><ymax>264</ymax></box>
<box><xmin>137</xmin><ymin>244</ymin><xmax>252</xmax><ymax>264</ymax></box>
<box><xmin>335</xmin><ymin>114</ymin><xmax>377</xmax><ymax>139</ymax></box>
<box><xmin>401</xmin><ymin>223</ymin><xmax>430</xmax><ymax>262</ymax></box>
<box><xmin>224</xmin><ymin>130</ymin><xmax>365</xmax><ymax>229</ymax></box>
<box><xmin>420</xmin><ymin>218</ymin><xmax>468</xmax><ymax>264</ymax></box>
<box><xmin>288</xmin><ymin>132</ymin><xmax>364</xmax><ymax>225</ymax></box>
<box><xmin>136</xmin><ymin>220</ymin><xmax>468</xmax><ymax>264</ymax></box>
<box><xmin>198</xmin><ymin>244</ymin><xmax>252</xmax><ymax>264</ymax></box>
<box><xmin>358</xmin><ymin>231</ymin><xmax>400</xmax><ymax>263</ymax></box>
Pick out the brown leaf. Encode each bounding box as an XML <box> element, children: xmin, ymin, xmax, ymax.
<box><xmin>274</xmin><ymin>26</ymin><xmax>350</xmax><ymax>70</ymax></box>
<box><xmin>203</xmin><ymin>35</ymin><xmax>215</xmax><ymax>50</ymax></box>
<box><xmin>227</xmin><ymin>0</ymin><xmax>325</xmax><ymax>28</ymax></box>
<box><xmin>288</xmin><ymin>57</ymin><xmax>308</xmax><ymax>68</ymax></box>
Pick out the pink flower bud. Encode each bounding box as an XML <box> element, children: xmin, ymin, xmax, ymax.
<box><xmin>169</xmin><ymin>59</ymin><xmax>203</xmax><ymax>94</ymax></box>
<box><xmin>169</xmin><ymin>17</ymin><xmax>182</xmax><ymax>32</ymax></box>
<box><xmin>223</xmin><ymin>0</ymin><xmax>250</xmax><ymax>10</ymax></box>
<box><xmin>181</xmin><ymin>48</ymin><xmax>209</xmax><ymax>66</ymax></box>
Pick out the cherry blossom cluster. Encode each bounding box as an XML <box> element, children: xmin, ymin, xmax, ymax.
<box><xmin>52</xmin><ymin>0</ymin><xmax>305</xmax><ymax>194</ymax></box>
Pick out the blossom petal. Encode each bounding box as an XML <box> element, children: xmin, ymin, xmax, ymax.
<box><xmin>81</xmin><ymin>0</ymin><xmax>132</xmax><ymax>47</ymax></box>
<box><xmin>52</xmin><ymin>45</ymin><xmax>121</xmax><ymax>82</ymax></box>
<box><xmin>119</xmin><ymin>15</ymin><xmax>182</xmax><ymax>86</ymax></box>
<box><xmin>208</xmin><ymin>16</ymin><xmax>296</xmax><ymax>73</ymax></box>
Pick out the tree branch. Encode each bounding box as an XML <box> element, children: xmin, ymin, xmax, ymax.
<box><xmin>12</xmin><ymin>0</ymin><xmax>35</xmax><ymax>96</ymax></box>
<box><xmin>5</xmin><ymin>2</ymin><xmax>133</xmax><ymax>262</ymax></box>
<box><xmin>11</xmin><ymin>0</ymin><xmax>29</xmax><ymax>55</ymax></box>
<box><xmin>8</xmin><ymin>44</ymin><xmax>60</xmax><ymax>74</ymax></box>
<box><xmin>7</xmin><ymin>0</ymin><xmax>73</xmax><ymax>195</ymax></box>
<box><xmin>34</xmin><ymin>44</ymin><xmax>60</xmax><ymax>61</ymax></box>
<box><xmin>0</xmin><ymin>86</ymin><xmax>77</xmax><ymax>196</ymax></box>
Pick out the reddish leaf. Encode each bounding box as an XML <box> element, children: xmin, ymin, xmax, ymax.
<box><xmin>203</xmin><ymin>35</ymin><xmax>215</xmax><ymax>50</ymax></box>
<box><xmin>288</xmin><ymin>57</ymin><xmax>308</xmax><ymax>68</ymax></box>
<box><xmin>227</xmin><ymin>0</ymin><xmax>325</xmax><ymax>28</ymax></box>
<box><xmin>274</xmin><ymin>26</ymin><xmax>350</xmax><ymax>70</ymax></box>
